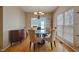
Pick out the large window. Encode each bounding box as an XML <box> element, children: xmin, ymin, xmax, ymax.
<box><xmin>56</xmin><ymin>9</ymin><xmax>74</xmax><ymax>44</ymax></box>
<box><xmin>57</xmin><ymin>14</ymin><xmax>64</xmax><ymax>38</ymax></box>
<box><xmin>31</xmin><ymin>17</ymin><xmax>46</xmax><ymax>31</ymax></box>
<box><xmin>41</xmin><ymin>20</ymin><xmax>45</xmax><ymax>33</ymax></box>
<box><xmin>64</xmin><ymin>9</ymin><xmax>74</xmax><ymax>43</ymax></box>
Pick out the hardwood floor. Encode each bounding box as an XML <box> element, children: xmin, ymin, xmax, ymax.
<box><xmin>3</xmin><ymin>36</ymin><xmax>72</xmax><ymax>52</ymax></box>
<box><xmin>4</xmin><ymin>37</ymin><xmax>30</xmax><ymax>52</ymax></box>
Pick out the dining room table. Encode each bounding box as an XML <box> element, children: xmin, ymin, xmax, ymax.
<box><xmin>35</xmin><ymin>30</ymin><xmax>48</xmax><ymax>47</ymax></box>
<box><xmin>35</xmin><ymin>30</ymin><xmax>48</xmax><ymax>38</ymax></box>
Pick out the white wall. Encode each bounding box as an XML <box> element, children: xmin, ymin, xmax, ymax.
<box><xmin>3</xmin><ymin>6</ymin><xmax>25</xmax><ymax>48</ymax></box>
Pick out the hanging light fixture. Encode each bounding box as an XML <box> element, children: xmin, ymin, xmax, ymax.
<box><xmin>34</xmin><ymin>12</ymin><xmax>38</xmax><ymax>15</ymax></box>
<box><xmin>34</xmin><ymin>11</ymin><xmax>45</xmax><ymax>19</ymax></box>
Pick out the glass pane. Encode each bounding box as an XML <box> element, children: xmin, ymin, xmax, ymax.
<box><xmin>57</xmin><ymin>25</ymin><xmax>63</xmax><ymax>38</ymax></box>
<box><xmin>64</xmin><ymin>9</ymin><xmax>74</xmax><ymax>43</ymax></box>
<box><xmin>31</xmin><ymin>17</ymin><xmax>46</xmax><ymax>30</ymax></box>
<box><xmin>41</xmin><ymin>21</ymin><xmax>44</xmax><ymax>29</ymax></box>
<box><xmin>57</xmin><ymin>14</ymin><xmax>64</xmax><ymax>25</ymax></box>
<box><xmin>64</xmin><ymin>26</ymin><xmax>73</xmax><ymax>43</ymax></box>
<box><xmin>57</xmin><ymin>14</ymin><xmax>64</xmax><ymax>38</ymax></box>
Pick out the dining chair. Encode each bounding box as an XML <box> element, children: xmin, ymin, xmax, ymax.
<box><xmin>44</xmin><ymin>33</ymin><xmax>53</xmax><ymax>49</ymax></box>
<box><xmin>28</xmin><ymin>29</ymin><xmax>37</xmax><ymax>51</ymax></box>
<box><xmin>44</xmin><ymin>28</ymin><xmax>56</xmax><ymax>50</ymax></box>
<box><xmin>52</xmin><ymin>27</ymin><xmax>57</xmax><ymax>47</ymax></box>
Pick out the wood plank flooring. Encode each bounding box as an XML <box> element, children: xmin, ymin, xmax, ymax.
<box><xmin>3</xmin><ymin>36</ymin><xmax>71</xmax><ymax>52</ymax></box>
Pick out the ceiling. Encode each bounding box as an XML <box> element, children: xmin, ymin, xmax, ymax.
<box><xmin>19</xmin><ymin>6</ymin><xmax>57</xmax><ymax>13</ymax></box>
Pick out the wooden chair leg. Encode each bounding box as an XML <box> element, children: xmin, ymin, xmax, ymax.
<box><xmin>54</xmin><ymin>41</ymin><xmax>56</xmax><ymax>47</ymax></box>
<box><xmin>10</xmin><ymin>42</ymin><xmax>12</xmax><ymax>46</ymax></box>
<box><xmin>29</xmin><ymin>42</ymin><xmax>31</xmax><ymax>49</ymax></box>
<box><xmin>50</xmin><ymin>42</ymin><xmax>53</xmax><ymax>49</ymax></box>
<box><xmin>34</xmin><ymin>43</ymin><xmax>36</xmax><ymax>51</ymax></box>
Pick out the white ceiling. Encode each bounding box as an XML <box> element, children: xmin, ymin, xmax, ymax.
<box><xmin>19</xmin><ymin>6</ymin><xmax>57</xmax><ymax>13</ymax></box>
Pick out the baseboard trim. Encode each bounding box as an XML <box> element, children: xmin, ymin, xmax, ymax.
<box><xmin>1</xmin><ymin>44</ymin><xmax>10</xmax><ymax>52</ymax></box>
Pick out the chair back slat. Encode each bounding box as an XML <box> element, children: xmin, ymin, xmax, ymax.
<box><xmin>28</xmin><ymin>30</ymin><xmax>37</xmax><ymax>42</ymax></box>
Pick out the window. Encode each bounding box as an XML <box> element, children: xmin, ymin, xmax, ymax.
<box><xmin>41</xmin><ymin>21</ymin><xmax>44</xmax><ymax>29</ymax></box>
<box><xmin>56</xmin><ymin>9</ymin><xmax>74</xmax><ymax>44</ymax></box>
<box><xmin>41</xmin><ymin>20</ymin><xmax>45</xmax><ymax>33</ymax></box>
<box><xmin>31</xmin><ymin>17</ymin><xmax>46</xmax><ymax>32</ymax></box>
<box><xmin>57</xmin><ymin>14</ymin><xmax>64</xmax><ymax>38</ymax></box>
<box><xmin>64</xmin><ymin>9</ymin><xmax>74</xmax><ymax>43</ymax></box>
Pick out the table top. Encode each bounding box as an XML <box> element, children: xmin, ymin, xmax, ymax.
<box><xmin>36</xmin><ymin>30</ymin><xmax>48</xmax><ymax>34</ymax></box>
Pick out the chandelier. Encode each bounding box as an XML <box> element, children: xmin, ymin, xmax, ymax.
<box><xmin>34</xmin><ymin>12</ymin><xmax>45</xmax><ymax>19</ymax></box>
